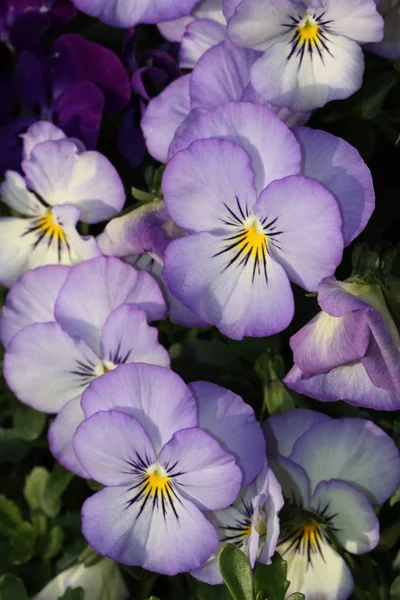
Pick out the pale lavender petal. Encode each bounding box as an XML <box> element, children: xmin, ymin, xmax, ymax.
<box><xmin>180</xmin><ymin>18</ymin><xmax>227</xmax><ymax>68</ymax></box>
<box><xmin>21</xmin><ymin>121</ymin><xmax>66</xmax><ymax>161</ymax></box>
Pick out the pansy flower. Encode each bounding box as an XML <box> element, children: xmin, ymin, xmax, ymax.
<box><xmin>72</xmin><ymin>0</ymin><xmax>199</xmax><ymax>27</ymax></box>
<box><xmin>0</xmin><ymin>122</ymin><xmax>125</xmax><ymax>286</ymax></box>
<box><xmin>72</xmin><ymin>364</ymin><xmax>267</xmax><ymax>573</ymax></box>
<box><xmin>2</xmin><ymin>256</ymin><xmax>168</xmax><ymax>476</ymax></box>
<box><xmin>226</xmin><ymin>0</ymin><xmax>384</xmax><ymax>111</ymax></box>
<box><xmin>161</xmin><ymin>102</ymin><xmax>374</xmax><ymax>339</ymax></box>
<box><xmin>367</xmin><ymin>0</ymin><xmax>400</xmax><ymax>60</ymax></box>
<box><xmin>263</xmin><ymin>409</ymin><xmax>400</xmax><ymax>600</ymax></box>
<box><xmin>285</xmin><ymin>276</ymin><xmax>400</xmax><ymax>410</ymax></box>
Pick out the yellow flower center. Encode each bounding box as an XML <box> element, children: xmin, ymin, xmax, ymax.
<box><xmin>143</xmin><ymin>465</ymin><xmax>171</xmax><ymax>497</ymax></box>
<box><xmin>300</xmin><ymin>521</ymin><xmax>320</xmax><ymax>549</ymax></box>
<box><xmin>238</xmin><ymin>219</ymin><xmax>267</xmax><ymax>259</ymax></box>
<box><xmin>36</xmin><ymin>210</ymin><xmax>66</xmax><ymax>243</ymax></box>
<box><xmin>297</xmin><ymin>17</ymin><xmax>320</xmax><ymax>44</ymax></box>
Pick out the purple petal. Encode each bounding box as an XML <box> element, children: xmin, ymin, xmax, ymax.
<box><xmin>180</xmin><ymin>18</ymin><xmax>227</xmax><ymax>68</ymax></box>
<box><xmin>269</xmin><ymin>456</ymin><xmax>311</xmax><ymax>508</ymax></box>
<box><xmin>170</xmin><ymin>102</ymin><xmax>301</xmax><ymax>194</ymax></box>
<box><xmin>158</xmin><ymin>427</ymin><xmax>242</xmax><ymax>510</ymax></box>
<box><xmin>158</xmin><ymin>16</ymin><xmax>193</xmax><ymax>42</ymax></box>
<box><xmin>255</xmin><ymin>175</ymin><xmax>344</xmax><ymax>291</ymax></box>
<box><xmin>81</xmin><ymin>363</ymin><xmax>198</xmax><ymax>454</ymax></box>
<box><xmin>117</xmin><ymin>105</ymin><xmax>146</xmax><ymax>168</ymax></box>
<box><xmin>15</xmin><ymin>51</ymin><xmax>48</xmax><ymax>114</ymax></box>
<box><xmin>54</xmin><ymin>256</ymin><xmax>167</xmax><ymax>353</ymax></box>
<box><xmin>0</xmin><ymin>116</ymin><xmax>36</xmax><ymax>175</ymax></box>
<box><xmin>190</xmin><ymin>380</ymin><xmax>265</xmax><ymax>484</ymax></box>
<box><xmin>51</xmin><ymin>34</ymin><xmax>130</xmax><ymax>114</ymax></box>
<box><xmin>21</xmin><ymin>121</ymin><xmax>67</xmax><ymax>161</ymax></box>
<box><xmin>294</xmin><ymin>127</ymin><xmax>375</xmax><ymax>246</ymax></box>
<box><xmin>0</xmin><ymin>264</ymin><xmax>69</xmax><ymax>349</ymax></box>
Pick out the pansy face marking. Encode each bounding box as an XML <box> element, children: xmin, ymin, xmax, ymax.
<box><xmin>22</xmin><ymin>209</ymin><xmax>71</xmax><ymax>263</ymax></box>
<box><xmin>219</xmin><ymin>498</ymin><xmax>254</xmax><ymax>545</ymax></box>
<box><xmin>215</xmin><ymin>197</ymin><xmax>282</xmax><ymax>283</ymax></box>
<box><xmin>279</xmin><ymin>520</ymin><xmax>327</xmax><ymax>567</ymax></box>
<box><xmin>285</xmin><ymin>10</ymin><xmax>333</xmax><ymax>64</ymax></box>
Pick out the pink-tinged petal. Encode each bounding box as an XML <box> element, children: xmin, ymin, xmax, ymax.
<box><xmin>55</xmin><ymin>257</ymin><xmax>166</xmax><ymax>353</ymax></box>
<box><xmin>81</xmin><ymin>363</ymin><xmax>198</xmax><ymax>454</ymax></box>
<box><xmin>52</xmin><ymin>34</ymin><xmax>131</xmax><ymax>114</ymax></box>
<box><xmin>180</xmin><ymin>18</ymin><xmax>227</xmax><ymax>68</ymax></box>
<box><xmin>170</xmin><ymin>102</ymin><xmax>302</xmax><ymax>194</ymax></box>
<box><xmin>311</xmin><ymin>480</ymin><xmax>380</xmax><ymax>554</ymax></box>
<box><xmin>262</xmin><ymin>408</ymin><xmax>331</xmax><ymax>458</ymax></box>
<box><xmin>48</xmin><ymin>397</ymin><xmax>90</xmax><ymax>478</ymax></box>
<box><xmin>256</xmin><ymin>175</ymin><xmax>344</xmax><ymax>291</ymax></box>
<box><xmin>294</xmin><ymin>127</ymin><xmax>375</xmax><ymax>246</ymax></box>
<box><xmin>289</xmin><ymin>309</ymin><xmax>371</xmax><ymax>376</ymax></box>
<box><xmin>21</xmin><ymin>121</ymin><xmax>67</xmax><ymax>161</ymax></box>
<box><xmin>81</xmin><ymin>485</ymin><xmax>218</xmax><ymax>573</ymax></box>
<box><xmin>0</xmin><ymin>264</ymin><xmax>70</xmax><ymax>349</ymax></box>
<box><xmin>290</xmin><ymin>417</ymin><xmax>400</xmax><ymax>504</ymax></box>
<box><xmin>1</xmin><ymin>170</ymin><xmax>46</xmax><ymax>216</ymax></box>
<box><xmin>284</xmin><ymin>362</ymin><xmax>400</xmax><ymax>411</ymax></box>
<box><xmin>141</xmin><ymin>75</ymin><xmax>191</xmax><ymax>164</ymax></box>
<box><xmin>269</xmin><ymin>456</ymin><xmax>311</xmax><ymax>507</ymax></box>
<box><xmin>97</xmin><ymin>202</ymin><xmax>171</xmax><ymax>259</ymax></box>
<box><xmin>159</xmin><ymin>427</ymin><xmax>242</xmax><ymax>510</ymax></box>
<box><xmin>190</xmin><ymin>380</ymin><xmax>265</xmax><ymax>484</ymax></box>
<box><xmin>163</xmin><ymin>232</ymin><xmax>294</xmax><ymax>340</ymax></box>
<box><xmin>100</xmin><ymin>304</ymin><xmax>170</xmax><ymax>368</ymax></box>
<box><xmin>3</xmin><ymin>321</ymin><xmax>101</xmax><ymax>413</ymax></box>
<box><xmin>190</xmin><ymin>40</ymin><xmax>258</xmax><ymax>109</ymax></box>
<box><xmin>74</xmin><ymin>410</ymin><xmax>156</xmax><ymax>486</ymax></box>
<box><xmin>163</xmin><ymin>138</ymin><xmax>257</xmax><ymax>232</ymax></box>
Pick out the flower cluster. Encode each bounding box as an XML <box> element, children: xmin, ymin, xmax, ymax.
<box><xmin>1</xmin><ymin>1</ymin><xmax>400</xmax><ymax>599</ymax></box>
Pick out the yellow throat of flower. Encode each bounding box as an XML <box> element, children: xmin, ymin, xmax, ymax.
<box><xmin>143</xmin><ymin>465</ymin><xmax>171</xmax><ymax>498</ymax></box>
<box><xmin>36</xmin><ymin>210</ymin><xmax>66</xmax><ymax>243</ymax></box>
<box><xmin>297</xmin><ymin>17</ymin><xmax>320</xmax><ymax>44</ymax></box>
<box><xmin>239</xmin><ymin>220</ymin><xmax>267</xmax><ymax>259</ymax></box>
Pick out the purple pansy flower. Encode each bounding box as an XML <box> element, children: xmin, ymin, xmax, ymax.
<box><xmin>0</xmin><ymin>122</ymin><xmax>125</xmax><ymax>286</ymax></box>
<box><xmin>367</xmin><ymin>0</ymin><xmax>400</xmax><ymax>60</ymax></box>
<box><xmin>263</xmin><ymin>409</ymin><xmax>400</xmax><ymax>600</ymax></box>
<box><xmin>160</xmin><ymin>102</ymin><xmax>374</xmax><ymax>339</ymax></box>
<box><xmin>2</xmin><ymin>256</ymin><xmax>168</xmax><ymax>476</ymax></box>
<box><xmin>71</xmin><ymin>0</ymin><xmax>199</xmax><ymax>27</ymax></box>
<box><xmin>142</xmin><ymin>40</ymin><xmax>310</xmax><ymax>165</ymax></box>
<box><xmin>73</xmin><ymin>364</ymin><xmax>266</xmax><ymax>573</ymax></box>
<box><xmin>225</xmin><ymin>0</ymin><xmax>384</xmax><ymax>111</ymax></box>
<box><xmin>191</xmin><ymin>460</ymin><xmax>284</xmax><ymax>584</ymax></box>
<box><xmin>285</xmin><ymin>277</ymin><xmax>400</xmax><ymax>410</ymax></box>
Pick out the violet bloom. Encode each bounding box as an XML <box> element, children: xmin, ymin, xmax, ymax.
<box><xmin>142</xmin><ymin>40</ymin><xmax>310</xmax><ymax>165</ymax></box>
<box><xmin>367</xmin><ymin>0</ymin><xmax>400</xmax><ymax>60</ymax></box>
<box><xmin>72</xmin><ymin>0</ymin><xmax>199</xmax><ymax>27</ymax></box>
<box><xmin>73</xmin><ymin>366</ymin><xmax>266</xmax><ymax>573</ymax></box>
<box><xmin>161</xmin><ymin>102</ymin><xmax>374</xmax><ymax>339</ymax></box>
<box><xmin>0</xmin><ymin>122</ymin><xmax>125</xmax><ymax>286</ymax></box>
<box><xmin>263</xmin><ymin>409</ymin><xmax>400</xmax><ymax>600</ymax></box>
<box><xmin>1</xmin><ymin>256</ymin><xmax>168</xmax><ymax>476</ymax></box>
<box><xmin>191</xmin><ymin>460</ymin><xmax>284</xmax><ymax>584</ymax></box>
<box><xmin>226</xmin><ymin>0</ymin><xmax>384</xmax><ymax>112</ymax></box>
<box><xmin>285</xmin><ymin>277</ymin><xmax>400</xmax><ymax>410</ymax></box>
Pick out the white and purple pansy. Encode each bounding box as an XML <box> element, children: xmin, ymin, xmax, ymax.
<box><xmin>1</xmin><ymin>256</ymin><xmax>168</xmax><ymax>477</ymax></box>
<box><xmin>0</xmin><ymin>122</ymin><xmax>125</xmax><ymax>287</ymax></box>
<box><xmin>263</xmin><ymin>408</ymin><xmax>400</xmax><ymax>600</ymax></box>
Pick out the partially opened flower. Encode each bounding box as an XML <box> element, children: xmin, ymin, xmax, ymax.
<box><xmin>263</xmin><ymin>409</ymin><xmax>400</xmax><ymax>600</ymax></box>
<box><xmin>367</xmin><ymin>0</ymin><xmax>400</xmax><ymax>60</ymax></box>
<box><xmin>0</xmin><ymin>122</ymin><xmax>125</xmax><ymax>286</ymax></box>
<box><xmin>226</xmin><ymin>0</ymin><xmax>384</xmax><ymax>111</ymax></box>
<box><xmin>72</xmin><ymin>0</ymin><xmax>199</xmax><ymax>27</ymax></box>
<box><xmin>73</xmin><ymin>364</ymin><xmax>244</xmax><ymax>574</ymax></box>
<box><xmin>33</xmin><ymin>557</ymin><xmax>129</xmax><ymax>600</ymax></box>
<box><xmin>191</xmin><ymin>461</ymin><xmax>284</xmax><ymax>584</ymax></box>
<box><xmin>284</xmin><ymin>276</ymin><xmax>400</xmax><ymax>410</ymax></box>
<box><xmin>2</xmin><ymin>256</ymin><xmax>168</xmax><ymax>476</ymax></box>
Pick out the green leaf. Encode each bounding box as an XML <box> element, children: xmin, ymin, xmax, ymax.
<box><xmin>43</xmin><ymin>526</ymin><xmax>64</xmax><ymax>560</ymax></box>
<box><xmin>255</xmin><ymin>555</ymin><xmax>290</xmax><ymax>600</ymax></box>
<box><xmin>43</xmin><ymin>464</ymin><xmax>74</xmax><ymax>518</ymax></box>
<box><xmin>131</xmin><ymin>186</ymin><xmax>157</xmax><ymax>203</ymax></box>
<box><xmin>0</xmin><ymin>537</ymin><xmax>11</xmax><ymax>572</ymax></box>
<box><xmin>11</xmin><ymin>521</ymin><xmax>35</xmax><ymax>564</ymax></box>
<box><xmin>0</xmin><ymin>429</ymin><xmax>29</xmax><ymax>465</ymax></box>
<box><xmin>218</xmin><ymin>544</ymin><xmax>254</xmax><ymax>600</ymax></box>
<box><xmin>0</xmin><ymin>574</ymin><xmax>28</xmax><ymax>600</ymax></box>
<box><xmin>24</xmin><ymin>467</ymin><xmax>49</xmax><ymax>512</ymax></box>
<box><xmin>390</xmin><ymin>576</ymin><xmax>400</xmax><ymax>600</ymax></box>
<box><xmin>287</xmin><ymin>595</ymin><xmax>305</xmax><ymax>600</ymax></box>
<box><xmin>57</xmin><ymin>588</ymin><xmax>84</xmax><ymax>600</ymax></box>
<box><xmin>0</xmin><ymin>495</ymin><xmax>23</xmax><ymax>534</ymax></box>
<box><xmin>13</xmin><ymin>405</ymin><xmax>46</xmax><ymax>441</ymax></box>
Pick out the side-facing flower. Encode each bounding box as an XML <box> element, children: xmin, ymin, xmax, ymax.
<box><xmin>72</xmin><ymin>0</ymin><xmax>199</xmax><ymax>27</ymax></box>
<box><xmin>33</xmin><ymin>557</ymin><xmax>129</xmax><ymax>600</ymax></box>
<box><xmin>226</xmin><ymin>0</ymin><xmax>384</xmax><ymax>111</ymax></box>
<box><xmin>161</xmin><ymin>105</ymin><xmax>346</xmax><ymax>339</ymax></box>
<box><xmin>285</xmin><ymin>276</ymin><xmax>400</xmax><ymax>410</ymax></box>
<box><xmin>367</xmin><ymin>0</ymin><xmax>400</xmax><ymax>60</ymax></box>
<box><xmin>2</xmin><ymin>256</ymin><xmax>168</xmax><ymax>476</ymax></box>
<box><xmin>0</xmin><ymin>122</ymin><xmax>125</xmax><ymax>286</ymax></box>
<box><xmin>263</xmin><ymin>409</ymin><xmax>400</xmax><ymax>600</ymax></box>
<box><xmin>73</xmin><ymin>364</ymin><xmax>247</xmax><ymax>574</ymax></box>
